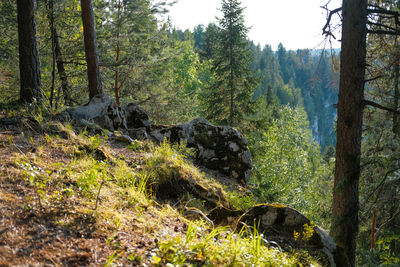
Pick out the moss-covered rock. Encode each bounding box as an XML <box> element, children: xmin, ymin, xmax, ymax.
<box><xmin>237</xmin><ymin>204</ymin><xmax>343</xmax><ymax>267</ymax></box>
<box><xmin>149</xmin><ymin>118</ymin><xmax>252</xmax><ymax>184</ymax></box>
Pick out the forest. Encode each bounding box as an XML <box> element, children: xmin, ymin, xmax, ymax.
<box><xmin>0</xmin><ymin>0</ymin><xmax>399</xmax><ymax>266</ymax></box>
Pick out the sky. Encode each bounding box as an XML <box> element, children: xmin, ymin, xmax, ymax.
<box><xmin>166</xmin><ymin>0</ymin><xmax>342</xmax><ymax>50</ymax></box>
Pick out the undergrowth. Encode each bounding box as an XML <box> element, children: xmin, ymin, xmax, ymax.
<box><xmin>4</xmin><ymin>123</ymin><xmax>321</xmax><ymax>266</ymax></box>
<box><xmin>153</xmin><ymin>221</ymin><xmax>301</xmax><ymax>266</ymax></box>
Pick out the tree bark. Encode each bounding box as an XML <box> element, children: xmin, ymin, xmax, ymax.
<box><xmin>393</xmin><ymin>51</ymin><xmax>399</xmax><ymax>135</ymax></box>
<box><xmin>54</xmin><ymin>27</ymin><xmax>72</xmax><ymax>106</ymax></box>
<box><xmin>331</xmin><ymin>0</ymin><xmax>367</xmax><ymax>266</ymax></box>
<box><xmin>48</xmin><ymin>0</ymin><xmax>56</xmax><ymax>107</ymax></box>
<box><xmin>46</xmin><ymin>0</ymin><xmax>72</xmax><ymax>107</ymax></box>
<box><xmin>81</xmin><ymin>0</ymin><xmax>103</xmax><ymax>100</ymax></box>
<box><xmin>114</xmin><ymin>0</ymin><xmax>121</xmax><ymax>107</ymax></box>
<box><xmin>229</xmin><ymin>16</ymin><xmax>234</xmax><ymax>127</ymax></box>
<box><xmin>17</xmin><ymin>0</ymin><xmax>42</xmax><ymax>103</ymax></box>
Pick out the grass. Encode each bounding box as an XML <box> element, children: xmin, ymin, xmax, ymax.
<box><xmin>0</xmin><ymin>120</ymin><xmax>322</xmax><ymax>266</ymax></box>
<box><xmin>153</xmin><ymin>220</ymin><xmax>305</xmax><ymax>266</ymax></box>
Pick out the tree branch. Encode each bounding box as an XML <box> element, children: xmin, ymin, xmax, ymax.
<box><xmin>367</xmin><ymin>6</ymin><xmax>400</xmax><ymax>36</ymax></box>
<box><xmin>363</xmin><ymin>99</ymin><xmax>400</xmax><ymax>114</ymax></box>
<box><xmin>365</xmin><ymin>75</ymin><xmax>385</xmax><ymax>83</ymax></box>
<box><xmin>322</xmin><ymin>7</ymin><xmax>342</xmax><ymax>39</ymax></box>
<box><xmin>60</xmin><ymin>60</ymin><xmax>87</xmax><ymax>66</ymax></box>
<box><xmin>135</xmin><ymin>94</ymin><xmax>161</xmax><ymax>105</ymax></box>
<box><xmin>367</xmin><ymin>29</ymin><xmax>400</xmax><ymax>36</ymax></box>
<box><xmin>367</xmin><ymin>21</ymin><xmax>400</xmax><ymax>35</ymax></box>
<box><xmin>375</xmin><ymin>208</ymin><xmax>400</xmax><ymax>243</ymax></box>
<box><xmin>363</xmin><ymin>168</ymin><xmax>400</xmax><ymax>206</ymax></box>
<box><xmin>367</xmin><ymin>7</ymin><xmax>400</xmax><ymax>17</ymax></box>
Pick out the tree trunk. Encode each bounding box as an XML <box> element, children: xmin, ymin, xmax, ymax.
<box><xmin>46</xmin><ymin>0</ymin><xmax>72</xmax><ymax>107</ymax></box>
<box><xmin>114</xmin><ymin>0</ymin><xmax>121</xmax><ymax>107</ymax></box>
<box><xmin>229</xmin><ymin>18</ymin><xmax>234</xmax><ymax>127</ymax></box>
<box><xmin>17</xmin><ymin>0</ymin><xmax>41</xmax><ymax>103</ymax></box>
<box><xmin>48</xmin><ymin>0</ymin><xmax>56</xmax><ymax>107</ymax></box>
<box><xmin>81</xmin><ymin>0</ymin><xmax>103</xmax><ymax>100</ymax></box>
<box><xmin>393</xmin><ymin>50</ymin><xmax>399</xmax><ymax>135</ymax></box>
<box><xmin>54</xmin><ymin>27</ymin><xmax>72</xmax><ymax>106</ymax></box>
<box><xmin>331</xmin><ymin>0</ymin><xmax>367</xmax><ymax>266</ymax></box>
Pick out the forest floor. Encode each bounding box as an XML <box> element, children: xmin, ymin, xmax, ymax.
<box><xmin>0</xmin><ymin>113</ymin><xmax>319</xmax><ymax>266</ymax></box>
<box><xmin>0</xmin><ymin>124</ymin><xmax>189</xmax><ymax>266</ymax></box>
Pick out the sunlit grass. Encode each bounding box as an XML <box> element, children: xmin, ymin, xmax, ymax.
<box><xmin>6</xmin><ymin>124</ymin><xmax>322</xmax><ymax>266</ymax></box>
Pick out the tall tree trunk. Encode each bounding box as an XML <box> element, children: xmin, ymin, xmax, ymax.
<box><xmin>17</xmin><ymin>0</ymin><xmax>41</xmax><ymax>103</ymax></box>
<box><xmin>46</xmin><ymin>0</ymin><xmax>72</xmax><ymax>106</ymax></box>
<box><xmin>393</xmin><ymin>49</ymin><xmax>399</xmax><ymax>135</ymax></box>
<box><xmin>54</xmin><ymin>27</ymin><xmax>72</xmax><ymax>106</ymax></box>
<box><xmin>114</xmin><ymin>0</ymin><xmax>121</xmax><ymax>107</ymax></box>
<box><xmin>81</xmin><ymin>0</ymin><xmax>103</xmax><ymax>100</ymax></box>
<box><xmin>331</xmin><ymin>0</ymin><xmax>367</xmax><ymax>266</ymax></box>
<box><xmin>48</xmin><ymin>0</ymin><xmax>56</xmax><ymax>107</ymax></box>
<box><xmin>229</xmin><ymin>18</ymin><xmax>234</xmax><ymax>127</ymax></box>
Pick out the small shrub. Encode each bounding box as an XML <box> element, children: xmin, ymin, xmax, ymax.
<box><xmin>226</xmin><ymin>190</ymin><xmax>256</xmax><ymax>210</ymax></box>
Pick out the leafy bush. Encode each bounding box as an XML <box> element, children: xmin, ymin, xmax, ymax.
<box><xmin>251</xmin><ymin>107</ymin><xmax>333</xmax><ymax>227</ymax></box>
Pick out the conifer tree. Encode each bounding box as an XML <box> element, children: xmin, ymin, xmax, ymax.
<box><xmin>81</xmin><ymin>0</ymin><xmax>103</xmax><ymax>100</ymax></box>
<box><xmin>331</xmin><ymin>0</ymin><xmax>367</xmax><ymax>265</ymax></box>
<box><xmin>17</xmin><ymin>0</ymin><xmax>42</xmax><ymax>103</ymax></box>
<box><xmin>202</xmin><ymin>0</ymin><xmax>258</xmax><ymax>127</ymax></box>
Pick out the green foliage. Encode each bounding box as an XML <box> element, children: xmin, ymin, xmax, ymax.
<box><xmin>358</xmin><ymin>109</ymin><xmax>400</xmax><ymax>263</ymax></box>
<box><xmin>20</xmin><ymin>161</ymin><xmax>50</xmax><ymax>208</ymax></box>
<box><xmin>62</xmin><ymin>156</ymin><xmax>107</xmax><ymax>201</ymax></box>
<box><xmin>0</xmin><ymin>0</ymin><xmax>18</xmax><ymax>102</ymax></box>
<box><xmin>294</xmin><ymin>221</ymin><xmax>316</xmax><ymax>242</ymax></box>
<box><xmin>142</xmin><ymin>139</ymin><xmax>197</xmax><ymax>186</ymax></box>
<box><xmin>153</xmin><ymin>222</ymin><xmax>299</xmax><ymax>266</ymax></box>
<box><xmin>199</xmin><ymin>0</ymin><xmax>259</xmax><ymax>127</ymax></box>
<box><xmin>226</xmin><ymin>190</ymin><xmax>256</xmax><ymax>210</ymax></box>
<box><xmin>376</xmin><ymin>236</ymin><xmax>400</xmax><ymax>265</ymax></box>
<box><xmin>247</xmin><ymin>42</ymin><xmax>339</xmax><ymax>149</ymax></box>
<box><xmin>251</xmin><ymin>106</ymin><xmax>333</xmax><ymax>226</ymax></box>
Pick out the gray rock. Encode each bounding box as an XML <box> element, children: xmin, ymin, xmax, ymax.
<box><xmin>63</xmin><ymin>95</ymin><xmax>127</xmax><ymax>131</ymax></box>
<box><xmin>128</xmin><ymin>127</ymin><xmax>148</xmax><ymax>140</ymax></box>
<box><xmin>122</xmin><ymin>103</ymin><xmax>151</xmax><ymax>129</ymax></box>
<box><xmin>63</xmin><ymin>100</ymin><xmax>252</xmax><ymax>184</ymax></box>
<box><xmin>62</xmin><ymin>98</ymin><xmax>153</xmax><ymax>134</ymax></box>
<box><xmin>186</xmin><ymin>118</ymin><xmax>252</xmax><ymax>184</ymax></box>
<box><xmin>64</xmin><ymin>95</ymin><xmax>112</xmax><ymax>121</ymax></box>
<box><xmin>238</xmin><ymin>204</ymin><xmax>341</xmax><ymax>267</ymax></box>
<box><xmin>113</xmin><ymin>132</ymin><xmax>135</xmax><ymax>143</ymax></box>
<box><xmin>149</xmin><ymin>118</ymin><xmax>252</xmax><ymax>184</ymax></box>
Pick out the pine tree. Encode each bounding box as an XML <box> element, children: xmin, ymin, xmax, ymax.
<box><xmin>202</xmin><ymin>0</ymin><xmax>258</xmax><ymax>127</ymax></box>
<box><xmin>17</xmin><ymin>0</ymin><xmax>42</xmax><ymax>103</ymax></box>
<box><xmin>81</xmin><ymin>0</ymin><xmax>103</xmax><ymax>100</ymax></box>
<box><xmin>331</xmin><ymin>0</ymin><xmax>367</xmax><ymax>265</ymax></box>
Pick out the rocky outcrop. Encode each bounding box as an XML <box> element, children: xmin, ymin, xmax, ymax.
<box><xmin>149</xmin><ymin>118</ymin><xmax>252</xmax><ymax>184</ymax></box>
<box><xmin>63</xmin><ymin>98</ymin><xmax>251</xmax><ymax>184</ymax></box>
<box><xmin>62</xmin><ymin>96</ymin><xmax>151</xmax><ymax>132</ymax></box>
<box><xmin>63</xmin><ymin>95</ymin><xmax>127</xmax><ymax>131</ymax></box>
<box><xmin>237</xmin><ymin>204</ymin><xmax>343</xmax><ymax>267</ymax></box>
<box><xmin>123</xmin><ymin>103</ymin><xmax>151</xmax><ymax>129</ymax></box>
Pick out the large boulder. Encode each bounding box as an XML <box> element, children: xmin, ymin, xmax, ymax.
<box><xmin>186</xmin><ymin>118</ymin><xmax>252</xmax><ymax>184</ymax></box>
<box><xmin>237</xmin><ymin>204</ymin><xmax>346</xmax><ymax>267</ymax></box>
<box><xmin>122</xmin><ymin>103</ymin><xmax>151</xmax><ymax>129</ymax></box>
<box><xmin>62</xmin><ymin>95</ymin><xmax>127</xmax><ymax>131</ymax></box>
<box><xmin>62</xmin><ymin>97</ymin><xmax>151</xmax><ymax>133</ymax></box>
<box><xmin>64</xmin><ymin>100</ymin><xmax>251</xmax><ymax>184</ymax></box>
<box><xmin>149</xmin><ymin>118</ymin><xmax>252</xmax><ymax>184</ymax></box>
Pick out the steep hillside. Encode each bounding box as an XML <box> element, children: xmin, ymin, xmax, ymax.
<box><xmin>0</xmin><ymin>113</ymin><xmax>331</xmax><ymax>266</ymax></box>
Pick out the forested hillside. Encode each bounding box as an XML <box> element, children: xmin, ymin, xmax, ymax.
<box><xmin>1</xmin><ymin>0</ymin><xmax>400</xmax><ymax>266</ymax></box>
<box><xmin>1</xmin><ymin>0</ymin><xmax>339</xmax><ymax>149</ymax></box>
<box><xmin>176</xmin><ymin>25</ymin><xmax>340</xmax><ymax>150</ymax></box>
